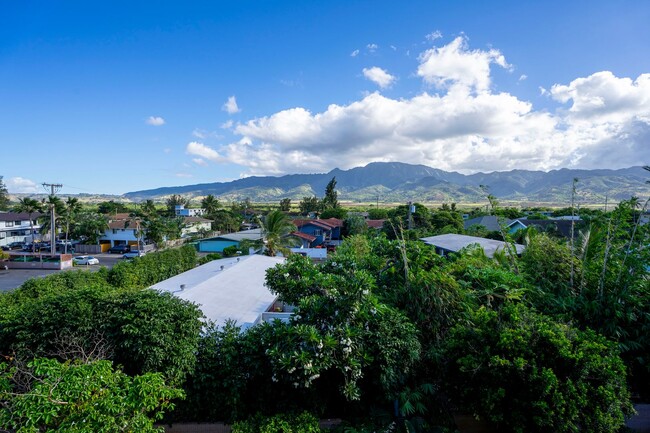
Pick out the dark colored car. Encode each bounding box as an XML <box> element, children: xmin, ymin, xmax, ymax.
<box><xmin>108</xmin><ymin>244</ymin><xmax>131</xmax><ymax>254</ymax></box>
<box><xmin>8</xmin><ymin>241</ymin><xmax>24</xmax><ymax>250</ymax></box>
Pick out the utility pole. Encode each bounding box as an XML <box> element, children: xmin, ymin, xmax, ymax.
<box><xmin>42</xmin><ymin>183</ymin><xmax>62</xmax><ymax>255</ymax></box>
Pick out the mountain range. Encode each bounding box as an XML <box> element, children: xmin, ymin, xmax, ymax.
<box><xmin>124</xmin><ymin>162</ymin><xmax>650</xmax><ymax>205</ymax></box>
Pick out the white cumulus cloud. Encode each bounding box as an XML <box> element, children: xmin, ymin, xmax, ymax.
<box><xmin>6</xmin><ymin>177</ymin><xmax>40</xmax><ymax>193</ymax></box>
<box><xmin>417</xmin><ymin>35</ymin><xmax>511</xmax><ymax>92</ymax></box>
<box><xmin>426</xmin><ymin>30</ymin><xmax>443</xmax><ymax>41</ymax></box>
<box><xmin>366</xmin><ymin>43</ymin><xmax>378</xmax><ymax>53</ymax></box>
<box><xmin>362</xmin><ymin>67</ymin><xmax>396</xmax><ymax>89</ymax></box>
<box><xmin>222</xmin><ymin>96</ymin><xmax>241</xmax><ymax>114</ymax></box>
<box><xmin>350</xmin><ymin>49</ymin><xmax>360</xmax><ymax>57</ymax></box>
<box><xmin>193</xmin><ymin>158</ymin><xmax>208</xmax><ymax>166</ymax></box>
<box><xmin>195</xmin><ymin>38</ymin><xmax>649</xmax><ymax>177</ymax></box>
<box><xmin>146</xmin><ymin>116</ymin><xmax>165</xmax><ymax>126</ymax></box>
<box><xmin>186</xmin><ymin>141</ymin><xmax>221</xmax><ymax>162</ymax></box>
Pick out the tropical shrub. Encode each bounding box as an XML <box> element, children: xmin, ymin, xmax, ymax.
<box><xmin>0</xmin><ymin>357</ymin><xmax>182</xmax><ymax>432</ymax></box>
<box><xmin>443</xmin><ymin>303</ymin><xmax>634</xmax><ymax>433</ymax></box>
<box><xmin>231</xmin><ymin>412</ymin><xmax>321</xmax><ymax>433</ymax></box>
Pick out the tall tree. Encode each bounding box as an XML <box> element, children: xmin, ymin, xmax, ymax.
<box><xmin>299</xmin><ymin>196</ymin><xmax>320</xmax><ymax>215</ymax></box>
<box><xmin>12</xmin><ymin>198</ymin><xmax>43</xmax><ymax>252</ymax></box>
<box><xmin>0</xmin><ymin>176</ymin><xmax>9</xmax><ymax>211</ymax></box>
<box><xmin>279</xmin><ymin>198</ymin><xmax>291</xmax><ymax>212</ymax></box>
<box><xmin>165</xmin><ymin>194</ymin><xmax>190</xmax><ymax>217</ymax></box>
<box><xmin>97</xmin><ymin>200</ymin><xmax>127</xmax><ymax>215</ymax></box>
<box><xmin>258</xmin><ymin>210</ymin><xmax>297</xmax><ymax>257</ymax></box>
<box><xmin>322</xmin><ymin>177</ymin><xmax>339</xmax><ymax>210</ymax></box>
<box><xmin>60</xmin><ymin>197</ymin><xmax>82</xmax><ymax>253</ymax></box>
<box><xmin>201</xmin><ymin>194</ymin><xmax>221</xmax><ymax>216</ymax></box>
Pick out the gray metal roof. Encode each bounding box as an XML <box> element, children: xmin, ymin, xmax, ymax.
<box><xmin>203</xmin><ymin>228</ymin><xmax>263</xmax><ymax>243</ymax></box>
<box><xmin>421</xmin><ymin>233</ymin><xmax>525</xmax><ymax>258</ymax></box>
<box><xmin>463</xmin><ymin>215</ymin><xmax>511</xmax><ymax>232</ymax></box>
<box><xmin>150</xmin><ymin>254</ymin><xmax>285</xmax><ymax>329</ymax></box>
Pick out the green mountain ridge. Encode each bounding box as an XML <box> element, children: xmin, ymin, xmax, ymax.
<box><xmin>123</xmin><ymin>162</ymin><xmax>650</xmax><ymax>205</ymax></box>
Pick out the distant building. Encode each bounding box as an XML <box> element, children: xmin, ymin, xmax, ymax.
<box><xmin>421</xmin><ymin>233</ymin><xmax>525</xmax><ymax>258</ymax></box>
<box><xmin>0</xmin><ymin>212</ymin><xmax>43</xmax><ymax>247</ymax></box>
<box><xmin>175</xmin><ymin>205</ymin><xmax>206</xmax><ymax>217</ymax></box>
<box><xmin>150</xmin><ymin>255</ymin><xmax>290</xmax><ymax>329</ymax></box>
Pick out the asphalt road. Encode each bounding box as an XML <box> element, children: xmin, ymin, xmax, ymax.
<box><xmin>0</xmin><ymin>253</ymin><xmax>124</xmax><ymax>292</ymax></box>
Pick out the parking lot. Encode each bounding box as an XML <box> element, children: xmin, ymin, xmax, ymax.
<box><xmin>0</xmin><ymin>253</ymin><xmax>125</xmax><ymax>292</ymax></box>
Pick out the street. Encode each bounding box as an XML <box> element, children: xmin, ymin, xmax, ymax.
<box><xmin>0</xmin><ymin>253</ymin><xmax>124</xmax><ymax>292</ymax></box>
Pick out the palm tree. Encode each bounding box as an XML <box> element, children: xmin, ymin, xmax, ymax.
<box><xmin>61</xmin><ymin>197</ymin><xmax>82</xmax><ymax>253</ymax></box>
<box><xmin>201</xmin><ymin>194</ymin><xmax>221</xmax><ymax>216</ymax></box>
<box><xmin>258</xmin><ymin>210</ymin><xmax>298</xmax><ymax>257</ymax></box>
<box><xmin>12</xmin><ymin>198</ymin><xmax>43</xmax><ymax>252</ymax></box>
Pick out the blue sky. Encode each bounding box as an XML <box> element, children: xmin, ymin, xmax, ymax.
<box><xmin>2</xmin><ymin>1</ymin><xmax>649</xmax><ymax>195</ymax></box>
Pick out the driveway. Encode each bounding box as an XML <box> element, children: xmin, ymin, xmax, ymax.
<box><xmin>0</xmin><ymin>253</ymin><xmax>124</xmax><ymax>292</ymax></box>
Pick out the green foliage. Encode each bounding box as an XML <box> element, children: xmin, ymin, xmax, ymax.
<box><xmin>320</xmin><ymin>207</ymin><xmax>347</xmax><ymax>219</ymax></box>
<box><xmin>299</xmin><ymin>196</ymin><xmax>321</xmax><ymax>216</ymax></box>
<box><xmin>165</xmin><ymin>194</ymin><xmax>190</xmax><ymax>217</ymax></box>
<box><xmin>0</xmin><ymin>267</ymin><xmax>203</xmax><ymax>385</ymax></box>
<box><xmin>201</xmin><ymin>194</ymin><xmax>221</xmax><ymax>216</ymax></box>
<box><xmin>279</xmin><ymin>198</ymin><xmax>292</xmax><ymax>212</ymax></box>
<box><xmin>0</xmin><ymin>175</ymin><xmax>9</xmax><ymax>211</ymax></box>
<box><xmin>212</xmin><ymin>209</ymin><xmax>242</xmax><ymax>233</ymax></box>
<box><xmin>0</xmin><ymin>357</ymin><xmax>182</xmax><ymax>432</ymax></box>
<box><xmin>366</xmin><ymin>208</ymin><xmax>388</xmax><ymax>220</ymax></box>
<box><xmin>444</xmin><ymin>303</ymin><xmax>634</xmax><ymax>433</ymax></box>
<box><xmin>260</xmin><ymin>210</ymin><xmax>298</xmax><ymax>256</ymax></box>
<box><xmin>343</xmin><ymin>215</ymin><xmax>367</xmax><ymax>237</ymax></box>
<box><xmin>107</xmin><ymin>245</ymin><xmax>197</xmax><ymax>289</ymax></box>
<box><xmin>321</xmin><ymin>177</ymin><xmax>339</xmax><ymax>210</ymax></box>
<box><xmin>97</xmin><ymin>200</ymin><xmax>128</xmax><ymax>215</ymax></box>
<box><xmin>266</xmin><ymin>254</ymin><xmax>421</xmax><ymax>402</ymax></box>
<box><xmin>197</xmin><ymin>252</ymin><xmax>222</xmax><ymax>265</ymax></box>
<box><xmin>223</xmin><ymin>245</ymin><xmax>242</xmax><ymax>257</ymax></box>
<box><xmin>231</xmin><ymin>412</ymin><xmax>321</xmax><ymax>433</ymax></box>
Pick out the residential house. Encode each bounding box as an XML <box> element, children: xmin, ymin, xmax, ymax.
<box><xmin>507</xmin><ymin>218</ymin><xmax>582</xmax><ymax>238</ymax></box>
<box><xmin>0</xmin><ymin>212</ymin><xmax>42</xmax><ymax>248</ymax></box>
<box><xmin>174</xmin><ymin>205</ymin><xmax>206</xmax><ymax>217</ymax></box>
<box><xmin>150</xmin><ymin>255</ymin><xmax>290</xmax><ymax>329</ymax></box>
<box><xmin>181</xmin><ymin>216</ymin><xmax>212</xmax><ymax>238</ymax></box>
<box><xmin>293</xmin><ymin>218</ymin><xmax>343</xmax><ymax>247</ymax></box>
<box><xmin>197</xmin><ymin>228</ymin><xmax>263</xmax><ymax>253</ymax></box>
<box><xmin>463</xmin><ymin>215</ymin><xmax>511</xmax><ymax>232</ymax></box>
<box><xmin>366</xmin><ymin>219</ymin><xmax>386</xmax><ymax>230</ymax></box>
<box><xmin>100</xmin><ymin>213</ymin><xmax>141</xmax><ymax>249</ymax></box>
<box><xmin>421</xmin><ymin>233</ymin><xmax>525</xmax><ymax>258</ymax></box>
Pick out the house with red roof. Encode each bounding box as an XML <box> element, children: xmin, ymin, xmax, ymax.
<box><xmin>293</xmin><ymin>218</ymin><xmax>343</xmax><ymax>247</ymax></box>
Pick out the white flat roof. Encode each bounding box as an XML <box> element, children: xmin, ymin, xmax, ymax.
<box><xmin>150</xmin><ymin>254</ymin><xmax>285</xmax><ymax>329</ymax></box>
<box><xmin>421</xmin><ymin>233</ymin><xmax>525</xmax><ymax>258</ymax></box>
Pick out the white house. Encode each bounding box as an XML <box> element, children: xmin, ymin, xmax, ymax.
<box><xmin>181</xmin><ymin>216</ymin><xmax>212</xmax><ymax>238</ymax></box>
<box><xmin>150</xmin><ymin>254</ymin><xmax>290</xmax><ymax>329</ymax></box>
<box><xmin>175</xmin><ymin>205</ymin><xmax>206</xmax><ymax>217</ymax></box>
<box><xmin>0</xmin><ymin>212</ymin><xmax>42</xmax><ymax>248</ymax></box>
<box><xmin>100</xmin><ymin>213</ymin><xmax>140</xmax><ymax>248</ymax></box>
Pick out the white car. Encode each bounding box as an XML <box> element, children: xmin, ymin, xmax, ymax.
<box><xmin>73</xmin><ymin>255</ymin><xmax>99</xmax><ymax>266</ymax></box>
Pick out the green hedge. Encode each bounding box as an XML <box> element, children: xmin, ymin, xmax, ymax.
<box><xmin>108</xmin><ymin>245</ymin><xmax>197</xmax><ymax>289</ymax></box>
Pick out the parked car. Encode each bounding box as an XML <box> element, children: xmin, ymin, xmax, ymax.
<box><xmin>122</xmin><ymin>251</ymin><xmax>145</xmax><ymax>259</ymax></box>
<box><xmin>8</xmin><ymin>242</ymin><xmax>24</xmax><ymax>250</ymax></box>
<box><xmin>108</xmin><ymin>244</ymin><xmax>130</xmax><ymax>254</ymax></box>
<box><xmin>73</xmin><ymin>255</ymin><xmax>99</xmax><ymax>265</ymax></box>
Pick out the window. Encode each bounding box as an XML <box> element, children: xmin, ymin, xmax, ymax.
<box><xmin>5</xmin><ymin>221</ymin><xmax>13</xmax><ymax>227</ymax></box>
<box><xmin>314</xmin><ymin>229</ymin><xmax>322</xmax><ymax>236</ymax></box>
<box><xmin>14</xmin><ymin>221</ymin><xmax>22</xmax><ymax>226</ymax></box>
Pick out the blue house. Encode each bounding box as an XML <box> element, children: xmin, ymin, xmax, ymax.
<box><xmin>293</xmin><ymin>218</ymin><xmax>343</xmax><ymax>247</ymax></box>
